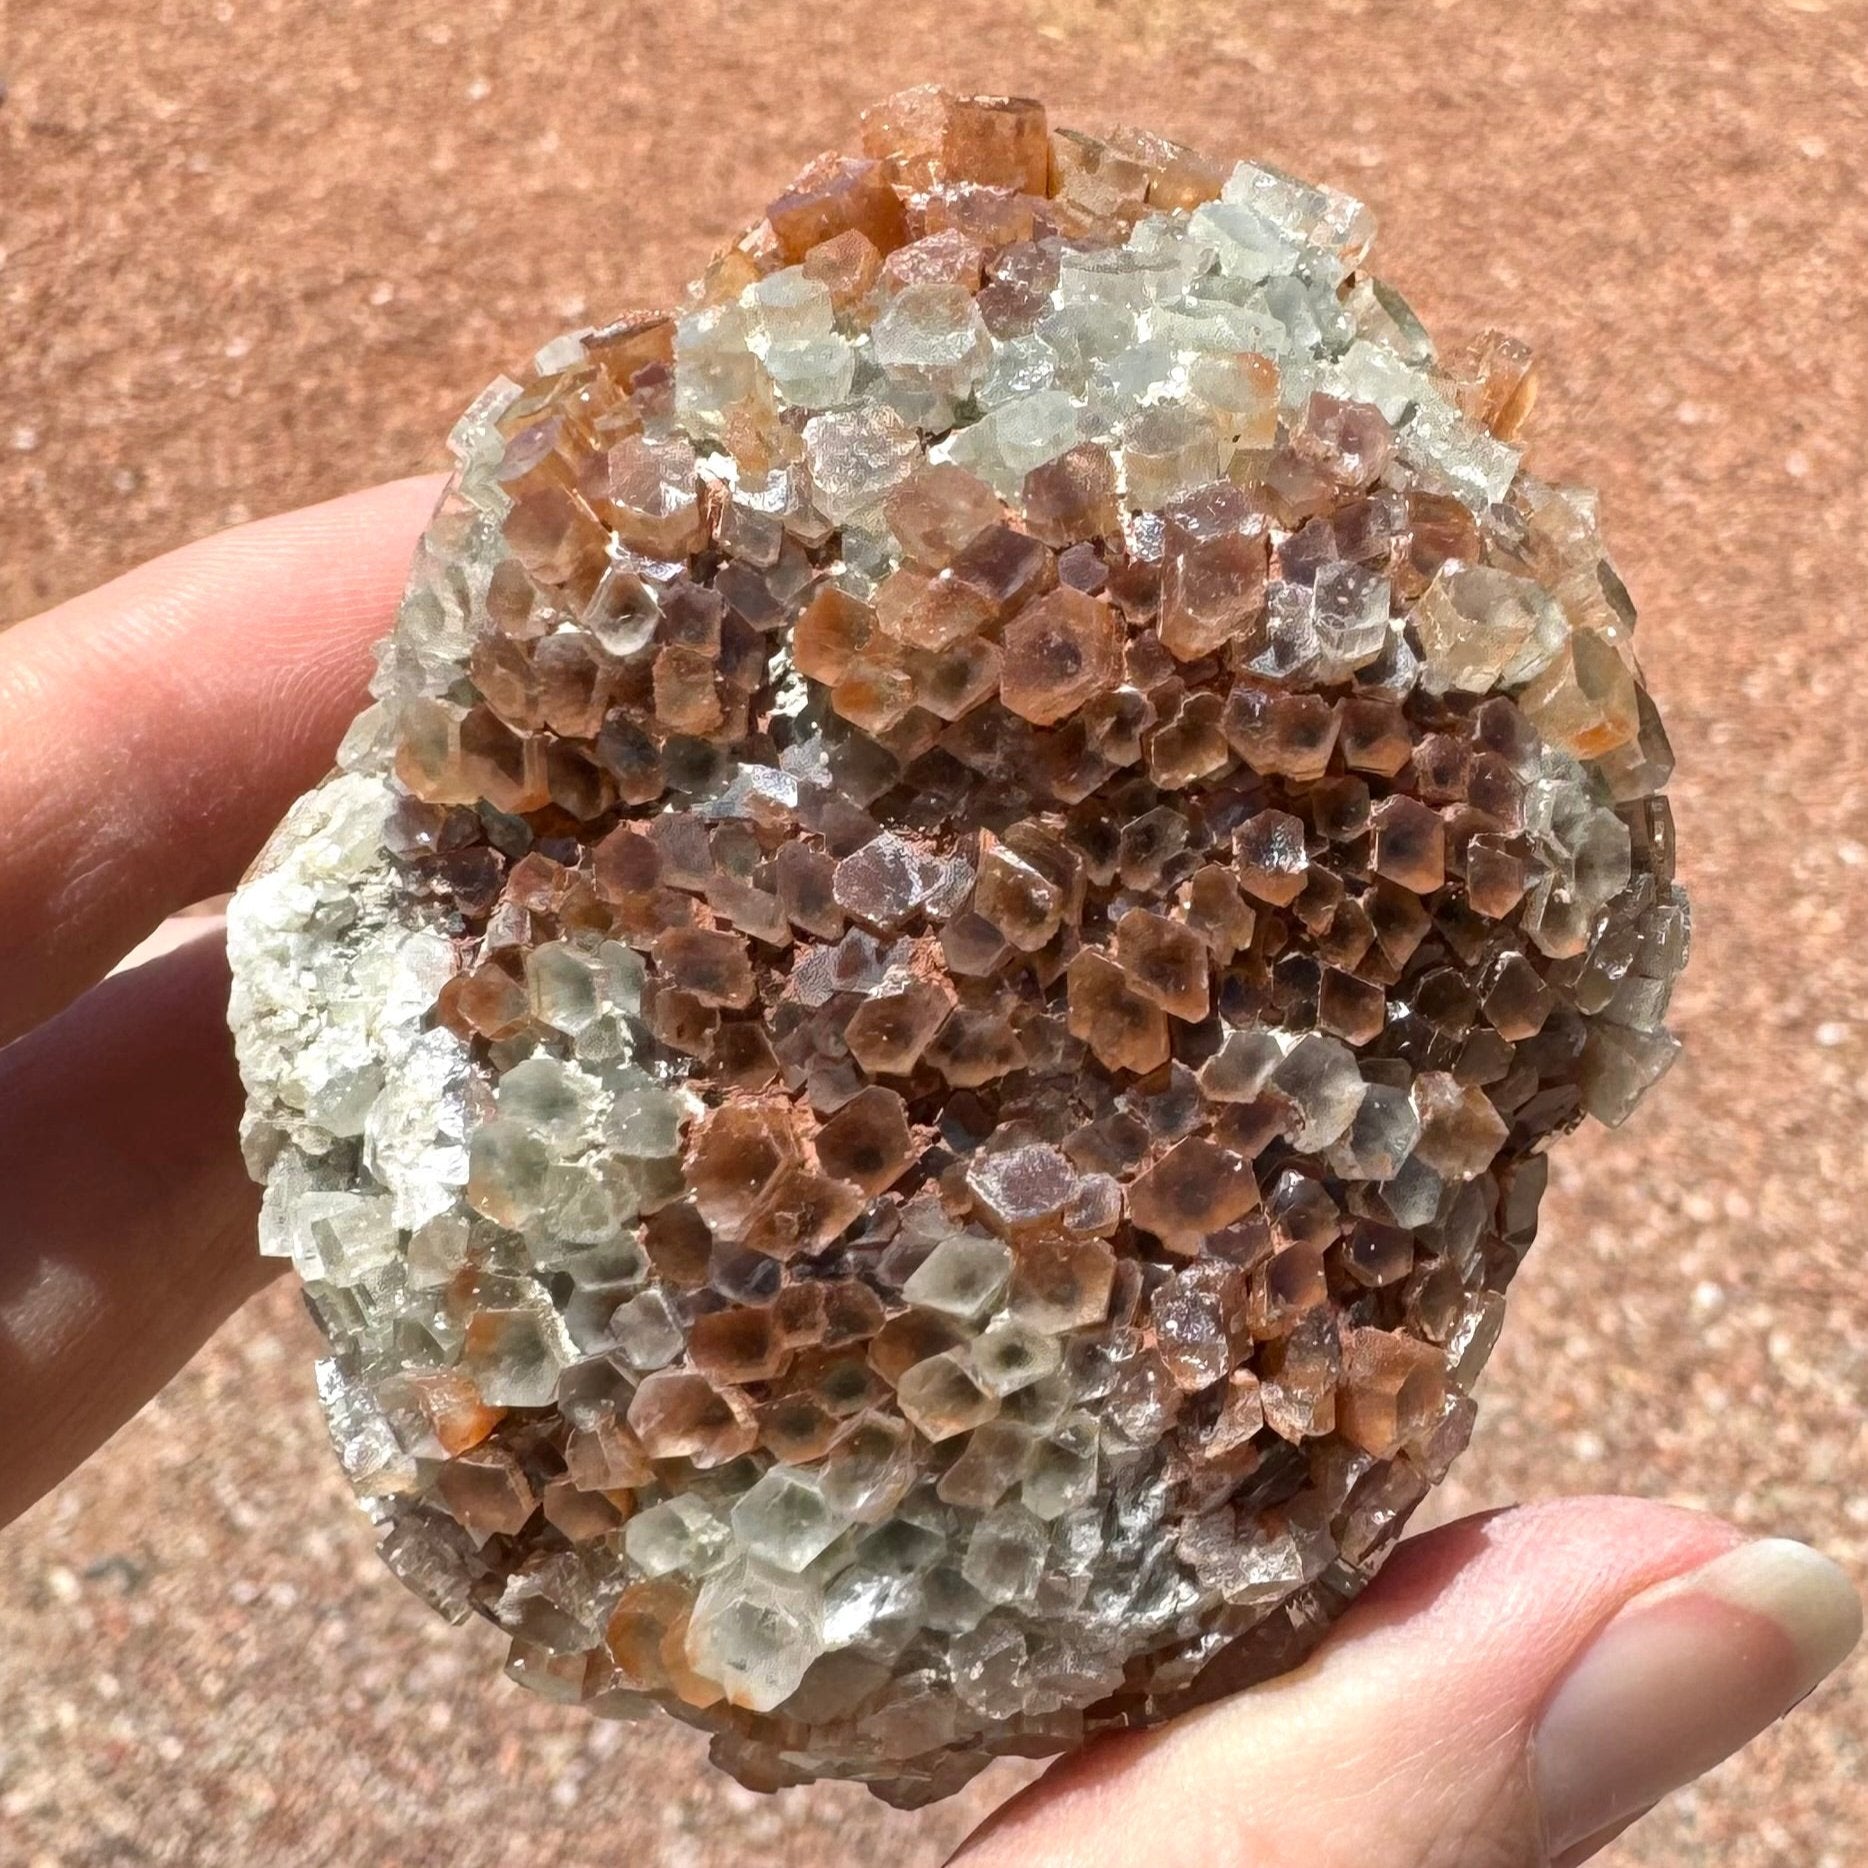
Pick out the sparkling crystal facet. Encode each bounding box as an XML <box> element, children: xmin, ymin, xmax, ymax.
<box><xmin>232</xmin><ymin>90</ymin><xmax>1686</xmax><ymax>1809</ymax></box>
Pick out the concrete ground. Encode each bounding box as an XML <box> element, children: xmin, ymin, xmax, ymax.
<box><xmin>0</xmin><ymin>2</ymin><xmax>1862</xmax><ymax>1862</ymax></box>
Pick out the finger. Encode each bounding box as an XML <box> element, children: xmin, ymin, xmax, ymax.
<box><xmin>0</xmin><ymin>924</ymin><xmax>274</xmax><ymax>1526</ymax></box>
<box><xmin>0</xmin><ymin>474</ymin><xmax>443</xmax><ymax>1047</ymax></box>
<box><xmin>955</xmin><ymin>1497</ymin><xmax>1861</xmax><ymax>1868</ymax></box>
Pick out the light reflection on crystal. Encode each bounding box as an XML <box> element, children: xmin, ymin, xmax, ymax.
<box><xmin>230</xmin><ymin>89</ymin><xmax>1687</xmax><ymax>1809</ymax></box>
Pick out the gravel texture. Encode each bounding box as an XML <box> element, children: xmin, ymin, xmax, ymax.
<box><xmin>0</xmin><ymin>3</ymin><xmax>1861</xmax><ymax>1864</ymax></box>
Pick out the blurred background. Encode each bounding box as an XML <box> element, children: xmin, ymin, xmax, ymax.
<box><xmin>1</xmin><ymin>2</ymin><xmax>1864</xmax><ymax>1862</ymax></box>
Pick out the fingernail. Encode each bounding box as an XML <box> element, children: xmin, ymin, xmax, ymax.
<box><xmin>1534</xmin><ymin>1538</ymin><xmax>1861</xmax><ymax>1860</ymax></box>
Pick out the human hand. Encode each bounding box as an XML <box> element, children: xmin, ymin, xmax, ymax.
<box><xmin>0</xmin><ymin>488</ymin><xmax>1856</xmax><ymax>1866</ymax></box>
<box><xmin>954</xmin><ymin>1501</ymin><xmax>1858</xmax><ymax>1867</ymax></box>
<box><xmin>0</xmin><ymin>476</ymin><xmax>441</xmax><ymax>1516</ymax></box>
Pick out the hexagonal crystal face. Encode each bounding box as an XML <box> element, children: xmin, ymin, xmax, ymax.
<box><xmin>230</xmin><ymin>83</ymin><xmax>1686</xmax><ymax>1809</ymax></box>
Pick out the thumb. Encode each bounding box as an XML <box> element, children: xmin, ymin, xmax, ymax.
<box><xmin>953</xmin><ymin>1498</ymin><xmax>1860</xmax><ymax>1868</ymax></box>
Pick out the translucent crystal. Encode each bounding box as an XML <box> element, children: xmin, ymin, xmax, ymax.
<box><xmin>1223</xmin><ymin>159</ymin><xmax>1375</xmax><ymax>265</ymax></box>
<box><xmin>741</xmin><ymin>267</ymin><xmax>836</xmax><ymax>348</ymax></box>
<box><xmin>1328</xmin><ymin>1080</ymin><xmax>1419</xmax><ymax>1181</ymax></box>
<box><xmin>764</xmin><ymin>336</ymin><xmax>857</xmax><ymax>410</ymax></box>
<box><xmin>611</xmin><ymin>1288</ymin><xmax>686</xmax><ymax>1371</ymax></box>
<box><xmin>1409</xmin><ymin>1071</ymin><xmax>1509</xmax><ymax>1180</ymax></box>
<box><xmin>1188</xmin><ymin>199</ymin><xmax>1304</xmax><ymax>282</ymax></box>
<box><xmin>730</xmin><ymin>1468</ymin><xmax>848</xmax><ymax>1573</ymax></box>
<box><xmin>833</xmin><ymin>832</ymin><xmax>950</xmax><ymax>931</ymax></box>
<box><xmin>1580</xmin><ymin>1023</ymin><xmax>1682</xmax><ymax>1128</ymax></box>
<box><xmin>1233</xmin><ymin>808</ymin><xmax>1310</xmax><ymax>905</ymax></box>
<box><xmin>969</xmin><ymin>1321</ymin><xmax>1063</xmax><ymax>1398</ymax></box>
<box><xmin>1270</xmin><ymin>1034</ymin><xmax>1368</xmax><ymax>1150</ymax></box>
<box><xmin>496</xmin><ymin>1054</ymin><xmax>599</xmax><ymax>1151</ymax></box>
<box><xmin>1007</xmin><ymin>1235</ymin><xmax>1116</xmax><ymax>1333</ymax></box>
<box><xmin>466</xmin><ymin>1118</ymin><xmax>553</xmax><ymax>1228</ymax></box>
<box><xmin>233</xmin><ymin>91</ymin><xmax>1688</xmax><ymax>1807</ymax></box>
<box><xmin>1400</xmin><ymin>386</ymin><xmax>1522</xmax><ymax>510</ymax></box>
<box><xmin>1113</xmin><ymin>909</ymin><xmax>1210</xmax><ymax>1021</ymax></box>
<box><xmin>872</xmin><ymin>283</ymin><xmax>994</xmax><ymax>399</ymax></box>
<box><xmin>1129</xmin><ymin>1138</ymin><xmax>1260</xmax><ymax>1249</ymax></box>
<box><xmin>961</xmin><ymin>1505</ymin><xmax>1050</xmax><ymax>1606</ymax></box>
<box><xmin>1412</xmin><ymin>564</ymin><xmax>1566</xmax><ymax>696</ymax></box>
<box><xmin>939</xmin><ymin>1420</ymin><xmax>1035</xmax><ymax>1509</ymax></box>
<box><xmin>1001</xmin><ymin>588</ymin><xmax>1123</xmax><ymax>726</ymax></box>
<box><xmin>903</xmin><ymin>1233</ymin><xmax>1014</xmax><ymax>1320</ymax></box>
<box><xmin>527</xmin><ymin>941</ymin><xmax>603</xmax><ymax>1034</ymax></box>
<box><xmin>689</xmin><ymin>1566</ymin><xmax>825</xmax><ymax>1714</ymax></box>
<box><xmin>896</xmin><ymin>1351</ymin><xmax>999</xmax><ymax>1441</ymax></box>
<box><xmin>1312</xmin><ymin>560</ymin><xmax>1391</xmax><ymax>671</ymax></box>
<box><xmin>627</xmin><ymin>1495</ymin><xmax>731</xmax><ymax>1578</ymax></box>
<box><xmin>803</xmin><ymin>406</ymin><xmax>923</xmax><ymax>523</ymax></box>
<box><xmin>435</xmin><ymin>1447</ymin><xmax>538</xmax><ymax>1540</ymax></box>
<box><xmin>886</xmin><ymin>463</ymin><xmax>1002</xmax><ymax>567</ymax></box>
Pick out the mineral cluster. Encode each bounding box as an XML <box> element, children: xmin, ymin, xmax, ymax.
<box><xmin>229</xmin><ymin>90</ymin><xmax>1687</xmax><ymax>1804</ymax></box>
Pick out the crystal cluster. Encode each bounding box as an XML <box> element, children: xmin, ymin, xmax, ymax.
<box><xmin>229</xmin><ymin>91</ymin><xmax>1686</xmax><ymax>1805</ymax></box>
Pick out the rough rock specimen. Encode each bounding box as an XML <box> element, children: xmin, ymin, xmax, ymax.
<box><xmin>229</xmin><ymin>90</ymin><xmax>1687</xmax><ymax>1804</ymax></box>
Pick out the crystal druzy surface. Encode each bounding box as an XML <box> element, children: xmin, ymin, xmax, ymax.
<box><xmin>229</xmin><ymin>91</ymin><xmax>1687</xmax><ymax>1804</ymax></box>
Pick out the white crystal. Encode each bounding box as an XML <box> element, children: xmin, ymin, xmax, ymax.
<box><xmin>740</xmin><ymin>267</ymin><xmax>835</xmax><ymax>348</ymax></box>
<box><xmin>461</xmin><ymin>1302</ymin><xmax>572</xmax><ymax>1407</ymax></box>
<box><xmin>611</xmin><ymin>1288</ymin><xmax>685</xmax><ymax>1371</ymax></box>
<box><xmin>1400</xmin><ymin>385</ymin><xmax>1523</xmax><ymax>510</ymax></box>
<box><xmin>803</xmin><ymin>405</ymin><xmax>922</xmax><ymax>523</ymax></box>
<box><xmin>688</xmin><ymin>1565</ymin><xmax>824</xmax><ymax>1713</ymax></box>
<box><xmin>465</xmin><ymin>1118</ymin><xmax>553</xmax><ymax>1227</ymax></box>
<box><xmin>1327</xmin><ymin>1082</ymin><xmax>1420</xmax><ymax>1182</ymax></box>
<box><xmin>1187</xmin><ymin>199</ymin><xmax>1304</xmax><ymax>283</ymax></box>
<box><xmin>870</xmin><ymin>283</ymin><xmax>993</xmax><ymax>399</ymax></box>
<box><xmin>970</xmin><ymin>1320</ymin><xmax>1064</xmax><ymax>1397</ymax></box>
<box><xmin>1312</xmin><ymin>560</ymin><xmax>1392</xmax><ymax>674</ymax></box>
<box><xmin>1021</xmin><ymin>1415</ymin><xmax>1100</xmax><ymax>1521</ymax></box>
<box><xmin>608</xmin><ymin>1087</ymin><xmax>686</xmax><ymax>1158</ymax></box>
<box><xmin>976</xmin><ymin>335</ymin><xmax>1058</xmax><ymax>409</ymax></box>
<box><xmin>1036</xmin><ymin>300</ymin><xmax>1136</xmax><ymax>386</ymax></box>
<box><xmin>764</xmin><ymin>336</ymin><xmax>856</xmax><ymax>410</ymax></box>
<box><xmin>1326</xmin><ymin>338</ymin><xmax>1426</xmax><ymax>423</ymax></box>
<box><xmin>526</xmin><ymin>942</ymin><xmax>603</xmax><ymax>1036</ymax></box>
<box><xmin>902</xmin><ymin>1234</ymin><xmax>1014</xmax><ymax>1320</ymax></box>
<box><xmin>626</xmin><ymin>1494</ymin><xmax>731</xmax><ymax>1578</ymax></box>
<box><xmin>730</xmin><ymin>1468</ymin><xmax>848</xmax><ymax>1573</ymax></box>
<box><xmin>300</xmin><ymin>1191</ymin><xmax>400</xmax><ymax>1282</ymax></box>
<box><xmin>317</xmin><ymin>1361</ymin><xmax>417</xmax><ymax>1497</ymax></box>
<box><xmin>1413</xmin><ymin>564</ymin><xmax>1565</xmax><ymax>696</ymax></box>
<box><xmin>497</xmin><ymin>1055</ymin><xmax>600</xmax><ymax>1152</ymax></box>
<box><xmin>1222</xmin><ymin>159</ymin><xmax>1376</xmax><ymax>267</ymax></box>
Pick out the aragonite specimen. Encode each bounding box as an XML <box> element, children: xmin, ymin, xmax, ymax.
<box><xmin>229</xmin><ymin>89</ymin><xmax>1687</xmax><ymax>1805</ymax></box>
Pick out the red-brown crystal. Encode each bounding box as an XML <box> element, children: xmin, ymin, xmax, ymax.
<box><xmin>259</xmin><ymin>85</ymin><xmax>1687</xmax><ymax>1812</ymax></box>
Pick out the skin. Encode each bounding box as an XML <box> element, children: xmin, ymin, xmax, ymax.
<box><xmin>0</xmin><ymin>483</ymin><xmax>1853</xmax><ymax>1866</ymax></box>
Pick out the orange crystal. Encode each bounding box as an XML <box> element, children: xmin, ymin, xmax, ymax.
<box><xmin>238</xmin><ymin>89</ymin><xmax>1688</xmax><ymax>1812</ymax></box>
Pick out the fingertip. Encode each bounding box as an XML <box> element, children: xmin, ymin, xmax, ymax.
<box><xmin>1532</xmin><ymin>1534</ymin><xmax>1861</xmax><ymax>1859</ymax></box>
<box><xmin>0</xmin><ymin>475</ymin><xmax>445</xmax><ymax>1041</ymax></box>
<box><xmin>951</xmin><ymin>1499</ymin><xmax>1789</xmax><ymax>1868</ymax></box>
